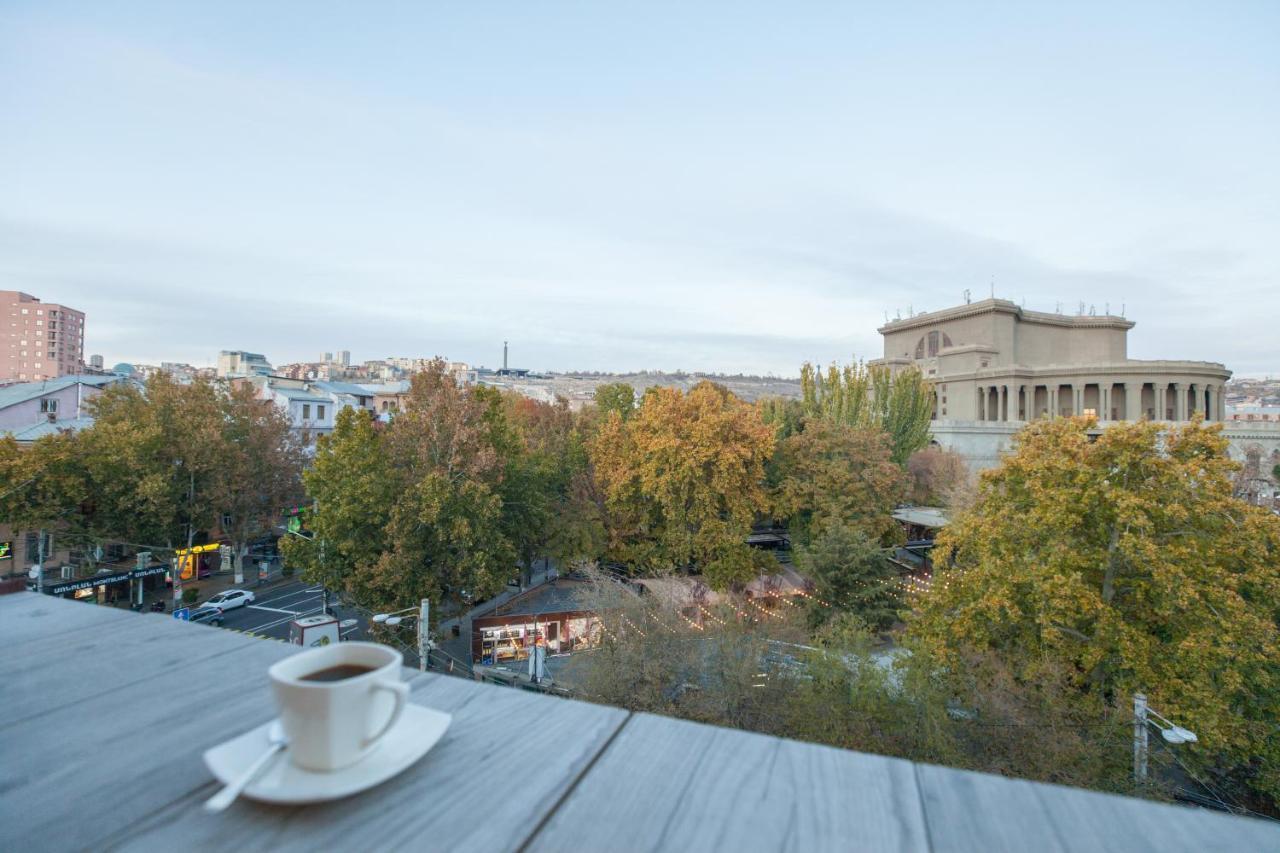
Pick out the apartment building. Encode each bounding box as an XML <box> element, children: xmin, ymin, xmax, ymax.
<box><xmin>1</xmin><ymin>291</ymin><xmax>87</xmax><ymax>382</ymax></box>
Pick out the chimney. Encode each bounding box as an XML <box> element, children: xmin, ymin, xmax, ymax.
<box><xmin>503</xmin><ymin>341</ymin><xmax>508</xmax><ymax>371</ymax></box>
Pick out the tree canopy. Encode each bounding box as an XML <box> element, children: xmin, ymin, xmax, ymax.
<box><xmin>799</xmin><ymin>360</ymin><xmax>934</xmax><ymax>465</ymax></box>
<box><xmin>590</xmin><ymin>381</ymin><xmax>776</xmax><ymax>589</ymax></box>
<box><xmin>910</xmin><ymin>416</ymin><xmax>1280</xmax><ymax>803</ymax></box>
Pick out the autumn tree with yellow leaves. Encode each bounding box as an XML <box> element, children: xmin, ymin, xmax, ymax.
<box><xmin>910</xmin><ymin>416</ymin><xmax>1280</xmax><ymax>808</ymax></box>
<box><xmin>590</xmin><ymin>381</ymin><xmax>776</xmax><ymax>589</ymax></box>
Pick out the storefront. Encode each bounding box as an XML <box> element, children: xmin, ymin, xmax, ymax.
<box><xmin>40</xmin><ymin>563</ymin><xmax>169</xmax><ymax>604</ymax></box>
<box><xmin>470</xmin><ymin>578</ymin><xmax>603</xmax><ymax>665</ymax></box>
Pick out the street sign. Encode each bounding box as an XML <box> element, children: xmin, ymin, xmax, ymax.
<box><xmin>173</xmin><ymin>607</ymin><xmax>191</xmax><ymax>621</ymax></box>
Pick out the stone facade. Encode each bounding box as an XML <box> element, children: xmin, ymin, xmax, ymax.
<box><xmin>870</xmin><ymin>299</ymin><xmax>1279</xmax><ymax>471</ymax></box>
<box><xmin>873</xmin><ymin>299</ymin><xmax>1230</xmax><ymax>425</ymax></box>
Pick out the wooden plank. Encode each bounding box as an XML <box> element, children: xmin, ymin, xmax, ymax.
<box><xmin>0</xmin><ymin>609</ymin><xmax>291</xmax><ymax>723</ymax></box>
<box><xmin>0</xmin><ymin>634</ymin><xmax>300</xmax><ymax>851</ymax></box>
<box><xmin>525</xmin><ymin>711</ymin><xmax>930</xmax><ymax>853</ymax></box>
<box><xmin>112</xmin><ymin>674</ymin><xmax>629</xmax><ymax>852</ymax></box>
<box><xmin>915</xmin><ymin>762</ymin><xmax>1280</xmax><ymax>853</ymax></box>
<box><xmin>0</xmin><ymin>591</ymin><xmax>135</xmax><ymax>644</ymax></box>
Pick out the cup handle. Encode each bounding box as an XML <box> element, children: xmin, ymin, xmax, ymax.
<box><xmin>363</xmin><ymin>681</ymin><xmax>409</xmax><ymax>748</ymax></box>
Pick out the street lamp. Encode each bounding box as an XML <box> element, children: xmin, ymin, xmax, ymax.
<box><xmin>372</xmin><ymin>600</ymin><xmax>431</xmax><ymax>672</ymax></box>
<box><xmin>1134</xmin><ymin>693</ymin><xmax>1198</xmax><ymax>784</ymax></box>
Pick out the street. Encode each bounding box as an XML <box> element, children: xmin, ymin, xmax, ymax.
<box><xmin>213</xmin><ymin>580</ymin><xmax>366</xmax><ymax>642</ymax></box>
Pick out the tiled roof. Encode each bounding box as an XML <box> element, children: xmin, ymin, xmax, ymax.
<box><xmin>0</xmin><ymin>374</ymin><xmax>120</xmax><ymax>409</ymax></box>
<box><xmin>313</xmin><ymin>381</ymin><xmax>373</xmax><ymax>396</ymax></box>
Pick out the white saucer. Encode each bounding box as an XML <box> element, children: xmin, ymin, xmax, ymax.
<box><xmin>203</xmin><ymin>704</ymin><xmax>451</xmax><ymax>805</ymax></box>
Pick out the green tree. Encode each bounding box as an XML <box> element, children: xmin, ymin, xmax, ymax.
<box><xmin>593</xmin><ymin>382</ymin><xmax>636</xmax><ymax>421</ymax></box>
<box><xmin>590</xmin><ymin>381</ymin><xmax>776</xmax><ymax>588</ymax></box>
<box><xmin>911</xmin><ymin>416</ymin><xmax>1280</xmax><ymax>807</ymax></box>
<box><xmin>293</xmin><ymin>360</ymin><xmax>517</xmax><ymax>614</ymax></box>
<box><xmin>770</xmin><ymin>421</ymin><xmax>905</xmax><ymax>547</ymax></box>
<box><xmin>799</xmin><ymin>360</ymin><xmax>934</xmax><ymax>465</ymax></box>
<box><xmin>797</xmin><ymin>523</ymin><xmax>902</xmax><ymax>630</ymax></box>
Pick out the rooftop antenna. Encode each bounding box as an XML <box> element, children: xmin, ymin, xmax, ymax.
<box><xmin>963</xmin><ymin>288</ymin><xmax>971</xmax><ymax>305</ymax></box>
<box><xmin>989</xmin><ymin>278</ymin><xmax>995</xmax><ymax>299</ymax></box>
<box><xmin>1121</xmin><ymin>301</ymin><xmax>1126</xmax><ymax>317</ymax></box>
<box><xmin>884</xmin><ymin>310</ymin><xmax>889</xmax><ymax>323</ymax></box>
<box><xmin>1078</xmin><ymin>301</ymin><xmax>1086</xmax><ymax>316</ymax></box>
<box><xmin>1105</xmin><ymin>302</ymin><xmax>1110</xmax><ymax>315</ymax></box>
<box><xmin>1089</xmin><ymin>304</ymin><xmax>1097</xmax><ymax>316</ymax></box>
<box><xmin>1056</xmin><ymin>301</ymin><xmax>1062</xmax><ymax>314</ymax></box>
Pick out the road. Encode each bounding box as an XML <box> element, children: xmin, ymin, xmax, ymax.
<box><xmin>215</xmin><ymin>580</ymin><xmax>367</xmax><ymax>642</ymax></box>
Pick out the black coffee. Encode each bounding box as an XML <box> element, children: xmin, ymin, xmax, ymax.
<box><xmin>300</xmin><ymin>664</ymin><xmax>376</xmax><ymax>683</ymax></box>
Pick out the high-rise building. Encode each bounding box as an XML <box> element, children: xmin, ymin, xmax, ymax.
<box><xmin>89</xmin><ymin>354</ymin><xmax>104</xmax><ymax>370</ymax></box>
<box><xmin>1</xmin><ymin>290</ymin><xmax>87</xmax><ymax>382</ymax></box>
<box><xmin>216</xmin><ymin>350</ymin><xmax>273</xmax><ymax>379</ymax></box>
<box><xmin>338</xmin><ymin>350</ymin><xmax>351</xmax><ymax>367</ymax></box>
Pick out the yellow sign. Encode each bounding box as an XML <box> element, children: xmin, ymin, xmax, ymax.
<box><xmin>174</xmin><ymin>543</ymin><xmax>220</xmax><ymax>556</ymax></box>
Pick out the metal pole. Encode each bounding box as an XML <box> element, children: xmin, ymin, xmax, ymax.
<box><xmin>418</xmin><ymin>598</ymin><xmax>430</xmax><ymax>672</ymax></box>
<box><xmin>36</xmin><ymin>528</ymin><xmax>45</xmax><ymax>594</ymax></box>
<box><xmin>1134</xmin><ymin>692</ymin><xmax>1149</xmax><ymax>785</ymax></box>
<box><xmin>135</xmin><ymin>551</ymin><xmax>150</xmax><ymax>607</ymax></box>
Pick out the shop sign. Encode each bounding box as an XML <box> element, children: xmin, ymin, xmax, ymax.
<box><xmin>44</xmin><ymin>563</ymin><xmax>170</xmax><ymax>595</ymax></box>
<box><xmin>0</xmin><ymin>540</ymin><xmax>11</xmax><ymax>560</ymax></box>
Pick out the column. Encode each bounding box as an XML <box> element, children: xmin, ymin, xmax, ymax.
<box><xmin>1071</xmin><ymin>384</ymin><xmax>1080</xmax><ymax>416</ymax></box>
<box><xmin>978</xmin><ymin>387</ymin><xmax>986</xmax><ymax>421</ymax></box>
<box><xmin>1017</xmin><ymin>384</ymin><xmax>1026</xmax><ymax>420</ymax></box>
<box><xmin>1101</xmin><ymin>383</ymin><xmax>1111</xmax><ymax>421</ymax></box>
<box><xmin>1218</xmin><ymin>386</ymin><xmax>1226</xmax><ymax>421</ymax></box>
<box><xmin>1049</xmin><ymin>386</ymin><xmax>1058</xmax><ymax>419</ymax></box>
<box><xmin>1205</xmin><ymin>385</ymin><xmax>1215</xmax><ymax>422</ymax></box>
<box><xmin>999</xmin><ymin>385</ymin><xmax>1007</xmax><ymax>422</ymax></box>
<box><xmin>1125</xmin><ymin>382</ymin><xmax>1142</xmax><ymax>422</ymax></box>
<box><xmin>1154</xmin><ymin>383</ymin><xmax>1166</xmax><ymax>420</ymax></box>
<box><xmin>1175</xmin><ymin>384</ymin><xmax>1186</xmax><ymax>422</ymax></box>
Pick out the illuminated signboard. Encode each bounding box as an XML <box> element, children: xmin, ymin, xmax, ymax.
<box><xmin>0</xmin><ymin>540</ymin><xmax>11</xmax><ymax>560</ymax></box>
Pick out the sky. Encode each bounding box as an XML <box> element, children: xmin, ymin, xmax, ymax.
<box><xmin>2</xmin><ymin>2</ymin><xmax>1277</xmax><ymax>376</ymax></box>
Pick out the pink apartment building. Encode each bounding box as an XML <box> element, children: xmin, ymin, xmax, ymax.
<box><xmin>2</xmin><ymin>291</ymin><xmax>86</xmax><ymax>382</ymax></box>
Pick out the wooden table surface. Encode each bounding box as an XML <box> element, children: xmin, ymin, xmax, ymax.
<box><xmin>2</xmin><ymin>592</ymin><xmax>1276</xmax><ymax>852</ymax></box>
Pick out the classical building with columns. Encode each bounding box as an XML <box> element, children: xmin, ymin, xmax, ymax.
<box><xmin>872</xmin><ymin>299</ymin><xmax>1238</xmax><ymax>469</ymax></box>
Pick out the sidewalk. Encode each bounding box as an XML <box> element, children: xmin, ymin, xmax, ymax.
<box><xmin>134</xmin><ymin>559</ymin><xmax>296</xmax><ymax>611</ymax></box>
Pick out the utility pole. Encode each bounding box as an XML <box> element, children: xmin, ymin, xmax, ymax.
<box><xmin>1134</xmin><ymin>692</ymin><xmax>1149</xmax><ymax>785</ymax></box>
<box><xmin>417</xmin><ymin>598</ymin><xmax>430</xmax><ymax>672</ymax></box>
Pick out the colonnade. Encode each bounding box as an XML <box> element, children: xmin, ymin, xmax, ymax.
<box><xmin>973</xmin><ymin>379</ymin><xmax>1226</xmax><ymax>423</ymax></box>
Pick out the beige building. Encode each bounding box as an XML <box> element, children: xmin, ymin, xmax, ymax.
<box><xmin>874</xmin><ymin>299</ymin><xmax>1230</xmax><ymax>425</ymax></box>
<box><xmin>1</xmin><ymin>291</ymin><xmax>86</xmax><ymax>382</ymax></box>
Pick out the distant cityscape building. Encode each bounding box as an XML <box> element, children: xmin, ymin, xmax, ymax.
<box><xmin>88</xmin><ymin>354</ymin><xmax>104</xmax><ymax>370</ymax></box>
<box><xmin>1</xmin><ymin>290</ymin><xmax>86</xmax><ymax>383</ymax></box>
<box><xmin>215</xmin><ymin>350</ymin><xmax>272</xmax><ymax>379</ymax></box>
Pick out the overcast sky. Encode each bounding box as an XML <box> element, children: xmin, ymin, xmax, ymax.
<box><xmin>2</xmin><ymin>2</ymin><xmax>1277</xmax><ymax>376</ymax></box>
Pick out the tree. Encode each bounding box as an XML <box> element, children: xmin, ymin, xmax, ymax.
<box><xmin>593</xmin><ymin>383</ymin><xmax>636</xmax><ymax>421</ymax></box>
<box><xmin>590</xmin><ymin>381</ymin><xmax>776</xmax><ymax>588</ymax></box>
<box><xmin>910</xmin><ymin>416</ymin><xmax>1280</xmax><ymax>807</ymax></box>
<box><xmin>215</xmin><ymin>385</ymin><xmax>305</xmax><ymax>577</ymax></box>
<box><xmin>796</xmin><ymin>522</ymin><xmax>902</xmax><ymax>630</ymax></box>
<box><xmin>905</xmin><ymin>445</ymin><xmax>970</xmax><ymax>506</ymax></box>
<box><xmin>291</xmin><ymin>360</ymin><xmax>517</xmax><ymax>615</ymax></box>
<box><xmin>770</xmin><ymin>421</ymin><xmax>905</xmax><ymax>547</ymax></box>
<box><xmin>799</xmin><ymin>360</ymin><xmax>934</xmax><ymax>465</ymax></box>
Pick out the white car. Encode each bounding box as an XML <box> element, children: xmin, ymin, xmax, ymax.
<box><xmin>204</xmin><ymin>589</ymin><xmax>255</xmax><ymax>611</ymax></box>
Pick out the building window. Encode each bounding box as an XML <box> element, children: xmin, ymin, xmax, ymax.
<box><xmin>317</xmin><ymin>405</ymin><xmax>326</xmax><ymax>419</ymax></box>
<box><xmin>40</xmin><ymin>399</ymin><xmax>57</xmax><ymax>414</ymax></box>
<box><xmin>302</xmin><ymin>404</ymin><xmax>311</xmax><ymax>420</ymax></box>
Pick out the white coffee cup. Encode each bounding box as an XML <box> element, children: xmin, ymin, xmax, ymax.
<box><xmin>268</xmin><ymin>642</ymin><xmax>410</xmax><ymax>772</ymax></box>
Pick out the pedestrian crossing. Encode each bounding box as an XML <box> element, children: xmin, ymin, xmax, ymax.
<box><xmin>222</xmin><ymin>627</ymin><xmax>286</xmax><ymax>643</ymax></box>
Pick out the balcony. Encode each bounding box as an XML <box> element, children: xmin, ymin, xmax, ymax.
<box><xmin>2</xmin><ymin>592</ymin><xmax>1276</xmax><ymax>851</ymax></box>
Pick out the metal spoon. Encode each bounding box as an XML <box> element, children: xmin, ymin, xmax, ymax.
<box><xmin>204</xmin><ymin>721</ymin><xmax>288</xmax><ymax>813</ymax></box>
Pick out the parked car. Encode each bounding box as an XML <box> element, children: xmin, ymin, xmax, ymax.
<box><xmin>204</xmin><ymin>589</ymin><xmax>255</xmax><ymax>611</ymax></box>
<box><xmin>189</xmin><ymin>605</ymin><xmax>225</xmax><ymax>626</ymax></box>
